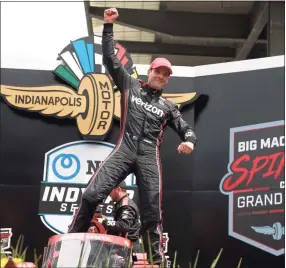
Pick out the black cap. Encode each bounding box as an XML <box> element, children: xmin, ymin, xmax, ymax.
<box><xmin>117</xmin><ymin>181</ymin><xmax>127</xmax><ymax>189</ymax></box>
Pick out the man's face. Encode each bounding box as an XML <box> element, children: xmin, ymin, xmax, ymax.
<box><xmin>110</xmin><ymin>188</ymin><xmax>118</xmax><ymax>202</ymax></box>
<box><xmin>147</xmin><ymin>67</ymin><xmax>170</xmax><ymax>90</ymax></box>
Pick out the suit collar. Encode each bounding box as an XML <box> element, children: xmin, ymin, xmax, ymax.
<box><xmin>139</xmin><ymin>79</ymin><xmax>162</xmax><ymax>97</ymax></box>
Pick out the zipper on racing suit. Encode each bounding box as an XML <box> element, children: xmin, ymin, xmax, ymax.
<box><xmin>136</xmin><ymin>91</ymin><xmax>157</xmax><ymax>154</ymax></box>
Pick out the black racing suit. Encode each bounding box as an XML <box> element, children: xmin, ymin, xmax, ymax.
<box><xmin>101</xmin><ymin>194</ymin><xmax>141</xmax><ymax>253</ymax></box>
<box><xmin>68</xmin><ymin>23</ymin><xmax>197</xmax><ymax>265</ymax></box>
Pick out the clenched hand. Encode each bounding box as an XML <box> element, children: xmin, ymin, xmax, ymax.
<box><xmin>104</xmin><ymin>8</ymin><xmax>119</xmax><ymax>23</ymax></box>
<box><xmin>177</xmin><ymin>142</ymin><xmax>194</xmax><ymax>154</ymax></box>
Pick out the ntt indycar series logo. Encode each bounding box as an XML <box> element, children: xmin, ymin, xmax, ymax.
<box><xmin>220</xmin><ymin>120</ymin><xmax>285</xmax><ymax>256</ymax></box>
<box><xmin>38</xmin><ymin>141</ymin><xmax>137</xmax><ymax>234</ymax></box>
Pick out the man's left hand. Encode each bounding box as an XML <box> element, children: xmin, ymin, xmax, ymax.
<box><xmin>177</xmin><ymin>142</ymin><xmax>194</xmax><ymax>154</ymax></box>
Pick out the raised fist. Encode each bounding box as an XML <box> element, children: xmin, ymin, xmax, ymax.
<box><xmin>104</xmin><ymin>8</ymin><xmax>119</xmax><ymax>23</ymax></box>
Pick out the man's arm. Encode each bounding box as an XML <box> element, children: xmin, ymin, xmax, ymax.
<box><xmin>101</xmin><ymin>206</ymin><xmax>136</xmax><ymax>233</ymax></box>
<box><xmin>102</xmin><ymin>8</ymin><xmax>134</xmax><ymax>92</ymax></box>
<box><xmin>169</xmin><ymin>103</ymin><xmax>197</xmax><ymax>152</ymax></box>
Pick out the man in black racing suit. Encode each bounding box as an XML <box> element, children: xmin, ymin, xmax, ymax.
<box><xmin>92</xmin><ymin>181</ymin><xmax>142</xmax><ymax>253</ymax></box>
<box><xmin>88</xmin><ymin>181</ymin><xmax>141</xmax><ymax>267</ymax></box>
<box><xmin>68</xmin><ymin>8</ymin><xmax>197</xmax><ymax>265</ymax></box>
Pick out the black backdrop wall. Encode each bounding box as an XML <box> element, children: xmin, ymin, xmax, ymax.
<box><xmin>0</xmin><ymin>65</ymin><xmax>284</xmax><ymax>268</ymax></box>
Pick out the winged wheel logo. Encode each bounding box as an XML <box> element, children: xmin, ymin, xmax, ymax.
<box><xmin>1</xmin><ymin>35</ymin><xmax>197</xmax><ymax>139</ymax></box>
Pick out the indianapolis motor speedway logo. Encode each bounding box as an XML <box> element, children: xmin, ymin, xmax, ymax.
<box><xmin>220</xmin><ymin>120</ymin><xmax>285</xmax><ymax>256</ymax></box>
<box><xmin>1</xmin><ymin>35</ymin><xmax>197</xmax><ymax>140</ymax></box>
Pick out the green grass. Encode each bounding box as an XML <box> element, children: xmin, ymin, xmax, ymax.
<box><xmin>2</xmin><ymin>234</ymin><xmax>243</xmax><ymax>268</ymax></box>
<box><xmin>188</xmin><ymin>248</ymin><xmax>243</xmax><ymax>268</ymax></box>
<box><xmin>1</xmin><ymin>235</ymin><xmax>42</xmax><ymax>268</ymax></box>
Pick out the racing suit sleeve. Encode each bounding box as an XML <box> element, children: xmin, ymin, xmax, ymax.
<box><xmin>102</xmin><ymin>206</ymin><xmax>136</xmax><ymax>233</ymax></box>
<box><xmin>102</xmin><ymin>23</ymin><xmax>134</xmax><ymax>92</ymax></box>
<box><xmin>169</xmin><ymin>103</ymin><xmax>197</xmax><ymax>146</ymax></box>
